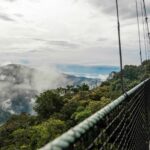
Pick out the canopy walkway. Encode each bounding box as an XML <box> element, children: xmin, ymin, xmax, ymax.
<box><xmin>39</xmin><ymin>0</ymin><xmax>150</xmax><ymax>149</ymax></box>
<box><xmin>40</xmin><ymin>78</ymin><xmax>150</xmax><ymax>150</ymax></box>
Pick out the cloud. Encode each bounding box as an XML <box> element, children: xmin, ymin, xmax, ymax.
<box><xmin>0</xmin><ymin>0</ymin><xmax>148</xmax><ymax>66</ymax></box>
<box><xmin>34</xmin><ymin>38</ymin><xmax>48</xmax><ymax>42</ymax></box>
<box><xmin>48</xmin><ymin>40</ymin><xmax>80</xmax><ymax>48</ymax></box>
<box><xmin>34</xmin><ymin>38</ymin><xmax>80</xmax><ymax>48</ymax></box>
<box><xmin>87</xmin><ymin>0</ymin><xmax>150</xmax><ymax>19</ymax></box>
<box><xmin>20</xmin><ymin>59</ymin><xmax>30</xmax><ymax>65</ymax></box>
<box><xmin>97</xmin><ymin>37</ymin><xmax>108</xmax><ymax>42</ymax></box>
<box><xmin>14</xmin><ymin>13</ymin><xmax>24</xmax><ymax>18</ymax></box>
<box><xmin>0</xmin><ymin>63</ymin><xmax>68</xmax><ymax>117</ymax></box>
<box><xmin>5</xmin><ymin>0</ymin><xmax>16</xmax><ymax>2</ymax></box>
<box><xmin>0</xmin><ymin>13</ymin><xmax>15</xmax><ymax>22</ymax></box>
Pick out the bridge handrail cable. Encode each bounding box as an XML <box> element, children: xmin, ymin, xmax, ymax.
<box><xmin>40</xmin><ymin>78</ymin><xmax>150</xmax><ymax>150</ymax></box>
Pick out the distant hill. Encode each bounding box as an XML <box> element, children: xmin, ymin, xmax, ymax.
<box><xmin>63</xmin><ymin>74</ymin><xmax>101</xmax><ymax>88</ymax></box>
<box><xmin>57</xmin><ymin>64</ymin><xmax>119</xmax><ymax>79</ymax></box>
<box><xmin>0</xmin><ymin>64</ymin><xmax>102</xmax><ymax>124</ymax></box>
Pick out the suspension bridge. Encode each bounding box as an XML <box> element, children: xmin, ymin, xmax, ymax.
<box><xmin>39</xmin><ymin>0</ymin><xmax>150</xmax><ymax>149</ymax></box>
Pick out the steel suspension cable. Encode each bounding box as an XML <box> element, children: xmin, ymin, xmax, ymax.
<box><xmin>135</xmin><ymin>0</ymin><xmax>143</xmax><ymax>64</ymax></box>
<box><xmin>140</xmin><ymin>0</ymin><xmax>148</xmax><ymax>60</ymax></box>
<box><xmin>146</xmin><ymin>32</ymin><xmax>150</xmax><ymax>59</ymax></box>
<box><xmin>142</xmin><ymin>0</ymin><xmax>150</xmax><ymax>59</ymax></box>
<box><xmin>115</xmin><ymin>0</ymin><xmax>125</xmax><ymax>93</ymax></box>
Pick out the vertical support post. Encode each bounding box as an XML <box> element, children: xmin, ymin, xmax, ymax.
<box><xmin>115</xmin><ymin>0</ymin><xmax>125</xmax><ymax>93</ymax></box>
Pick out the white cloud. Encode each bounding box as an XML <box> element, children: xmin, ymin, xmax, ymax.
<box><xmin>0</xmin><ymin>0</ymin><xmax>149</xmax><ymax>66</ymax></box>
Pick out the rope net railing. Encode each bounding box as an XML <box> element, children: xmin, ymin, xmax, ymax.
<box><xmin>40</xmin><ymin>79</ymin><xmax>150</xmax><ymax>150</ymax></box>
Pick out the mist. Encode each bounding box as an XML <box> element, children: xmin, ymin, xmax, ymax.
<box><xmin>0</xmin><ymin>63</ymin><xmax>103</xmax><ymax>123</ymax></box>
<box><xmin>31</xmin><ymin>66</ymin><xmax>67</xmax><ymax>93</ymax></box>
<box><xmin>0</xmin><ymin>64</ymin><xmax>67</xmax><ymax>120</ymax></box>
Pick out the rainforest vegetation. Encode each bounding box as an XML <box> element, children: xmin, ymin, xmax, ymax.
<box><xmin>0</xmin><ymin>60</ymin><xmax>150</xmax><ymax>150</ymax></box>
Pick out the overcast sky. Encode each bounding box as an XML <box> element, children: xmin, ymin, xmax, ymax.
<box><xmin>0</xmin><ymin>0</ymin><xmax>150</xmax><ymax>67</ymax></box>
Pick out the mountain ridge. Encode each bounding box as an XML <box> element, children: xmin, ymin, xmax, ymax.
<box><xmin>0</xmin><ymin>64</ymin><xmax>102</xmax><ymax>123</ymax></box>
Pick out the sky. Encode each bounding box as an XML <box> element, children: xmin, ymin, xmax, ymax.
<box><xmin>0</xmin><ymin>0</ymin><xmax>150</xmax><ymax>67</ymax></box>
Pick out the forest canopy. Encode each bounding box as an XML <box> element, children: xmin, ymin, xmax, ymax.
<box><xmin>0</xmin><ymin>60</ymin><xmax>150</xmax><ymax>150</ymax></box>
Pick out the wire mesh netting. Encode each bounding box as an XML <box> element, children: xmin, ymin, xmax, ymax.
<box><xmin>40</xmin><ymin>79</ymin><xmax>150</xmax><ymax>150</ymax></box>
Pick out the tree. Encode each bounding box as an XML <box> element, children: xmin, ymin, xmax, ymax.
<box><xmin>0</xmin><ymin>113</ymin><xmax>37</xmax><ymax>149</ymax></box>
<box><xmin>34</xmin><ymin>90</ymin><xmax>64</xmax><ymax>119</ymax></box>
<box><xmin>10</xmin><ymin>118</ymin><xmax>66</xmax><ymax>150</ymax></box>
<box><xmin>77</xmin><ymin>84</ymin><xmax>89</xmax><ymax>91</ymax></box>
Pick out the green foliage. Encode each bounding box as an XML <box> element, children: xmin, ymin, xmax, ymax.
<box><xmin>1</xmin><ymin>118</ymin><xmax>66</xmax><ymax>150</ymax></box>
<box><xmin>73</xmin><ymin>109</ymin><xmax>92</xmax><ymax>122</ymax></box>
<box><xmin>0</xmin><ymin>61</ymin><xmax>150</xmax><ymax>150</ymax></box>
<box><xmin>72</xmin><ymin>97</ymin><xmax>111</xmax><ymax>122</ymax></box>
<box><xmin>78</xmin><ymin>83</ymin><xmax>90</xmax><ymax>91</ymax></box>
<box><xmin>0</xmin><ymin>113</ymin><xmax>38</xmax><ymax>150</ymax></box>
<box><xmin>124</xmin><ymin>65</ymin><xmax>139</xmax><ymax>80</ymax></box>
<box><xmin>34</xmin><ymin>90</ymin><xmax>64</xmax><ymax>119</ymax></box>
<box><xmin>60</xmin><ymin>100</ymin><xmax>79</xmax><ymax>120</ymax></box>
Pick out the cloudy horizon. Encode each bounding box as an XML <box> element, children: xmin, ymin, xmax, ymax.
<box><xmin>0</xmin><ymin>0</ymin><xmax>150</xmax><ymax>67</ymax></box>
